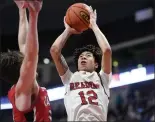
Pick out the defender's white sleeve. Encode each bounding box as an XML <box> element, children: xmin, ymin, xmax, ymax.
<box><xmin>60</xmin><ymin>68</ymin><xmax>73</xmax><ymax>85</ymax></box>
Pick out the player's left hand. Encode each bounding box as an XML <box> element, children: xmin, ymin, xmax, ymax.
<box><xmin>84</xmin><ymin>5</ymin><xmax>97</xmax><ymax>29</ymax></box>
<box><xmin>64</xmin><ymin>16</ymin><xmax>82</xmax><ymax>34</ymax></box>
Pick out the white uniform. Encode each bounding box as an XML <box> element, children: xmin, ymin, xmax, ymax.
<box><xmin>60</xmin><ymin>69</ymin><xmax>112</xmax><ymax>121</ymax></box>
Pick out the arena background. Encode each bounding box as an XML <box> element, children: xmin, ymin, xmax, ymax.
<box><xmin>0</xmin><ymin>0</ymin><xmax>154</xmax><ymax>121</ymax></box>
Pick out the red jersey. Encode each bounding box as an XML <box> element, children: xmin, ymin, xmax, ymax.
<box><xmin>8</xmin><ymin>86</ymin><xmax>52</xmax><ymax>122</ymax></box>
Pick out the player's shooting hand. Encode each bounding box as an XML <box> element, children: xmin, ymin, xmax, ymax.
<box><xmin>84</xmin><ymin>5</ymin><xmax>97</xmax><ymax>29</ymax></box>
<box><xmin>64</xmin><ymin>16</ymin><xmax>82</xmax><ymax>35</ymax></box>
<box><xmin>25</xmin><ymin>0</ymin><xmax>43</xmax><ymax>14</ymax></box>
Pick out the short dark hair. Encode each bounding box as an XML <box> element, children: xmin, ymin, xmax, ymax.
<box><xmin>0</xmin><ymin>51</ymin><xmax>24</xmax><ymax>84</ymax></box>
<box><xmin>73</xmin><ymin>45</ymin><xmax>102</xmax><ymax>72</ymax></box>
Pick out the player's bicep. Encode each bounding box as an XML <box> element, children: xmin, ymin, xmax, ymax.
<box><xmin>54</xmin><ymin>55</ymin><xmax>73</xmax><ymax>84</ymax></box>
<box><xmin>50</xmin><ymin>46</ymin><xmax>72</xmax><ymax>84</ymax></box>
<box><xmin>16</xmin><ymin>55</ymin><xmax>38</xmax><ymax>94</ymax></box>
<box><xmin>15</xmin><ymin>56</ymin><xmax>38</xmax><ymax>111</ymax></box>
<box><xmin>58</xmin><ymin>55</ymin><xmax>69</xmax><ymax>75</ymax></box>
<box><xmin>51</xmin><ymin>52</ymin><xmax>69</xmax><ymax>76</ymax></box>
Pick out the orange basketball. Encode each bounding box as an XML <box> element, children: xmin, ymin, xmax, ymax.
<box><xmin>65</xmin><ymin>3</ymin><xmax>90</xmax><ymax>32</ymax></box>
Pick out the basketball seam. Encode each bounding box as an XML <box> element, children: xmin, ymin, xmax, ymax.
<box><xmin>68</xmin><ymin>9</ymin><xmax>72</xmax><ymax>27</ymax></box>
<box><xmin>71</xmin><ymin>8</ymin><xmax>88</xmax><ymax>29</ymax></box>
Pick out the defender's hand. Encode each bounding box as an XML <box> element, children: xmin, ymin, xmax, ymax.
<box><xmin>14</xmin><ymin>0</ymin><xmax>25</xmax><ymax>9</ymax></box>
<box><xmin>25</xmin><ymin>0</ymin><xmax>43</xmax><ymax>13</ymax></box>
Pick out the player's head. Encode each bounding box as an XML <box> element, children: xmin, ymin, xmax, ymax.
<box><xmin>73</xmin><ymin>45</ymin><xmax>102</xmax><ymax>73</ymax></box>
<box><xmin>0</xmin><ymin>51</ymin><xmax>24</xmax><ymax>84</ymax></box>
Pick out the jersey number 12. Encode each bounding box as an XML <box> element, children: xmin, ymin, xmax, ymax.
<box><xmin>78</xmin><ymin>90</ymin><xmax>98</xmax><ymax>105</ymax></box>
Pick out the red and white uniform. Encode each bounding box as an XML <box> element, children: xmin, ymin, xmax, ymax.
<box><xmin>60</xmin><ymin>69</ymin><xmax>112</xmax><ymax>121</ymax></box>
<box><xmin>8</xmin><ymin>86</ymin><xmax>52</xmax><ymax>122</ymax></box>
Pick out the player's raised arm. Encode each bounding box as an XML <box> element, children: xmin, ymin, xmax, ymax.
<box><xmin>14</xmin><ymin>0</ymin><xmax>28</xmax><ymax>55</ymax></box>
<box><xmin>15</xmin><ymin>0</ymin><xmax>42</xmax><ymax>111</ymax></box>
<box><xmin>86</xmin><ymin>6</ymin><xmax>112</xmax><ymax>74</ymax></box>
<box><xmin>50</xmin><ymin>17</ymin><xmax>80</xmax><ymax>76</ymax></box>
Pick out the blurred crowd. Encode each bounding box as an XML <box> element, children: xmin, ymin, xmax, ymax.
<box><xmin>108</xmin><ymin>89</ymin><xmax>155</xmax><ymax>121</ymax></box>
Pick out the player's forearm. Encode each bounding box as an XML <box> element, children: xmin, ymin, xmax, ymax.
<box><xmin>92</xmin><ymin>24</ymin><xmax>111</xmax><ymax>53</ymax></box>
<box><xmin>18</xmin><ymin>9</ymin><xmax>28</xmax><ymax>53</ymax></box>
<box><xmin>50</xmin><ymin>28</ymin><xmax>71</xmax><ymax>54</ymax></box>
<box><xmin>25</xmin><ymin>12</ymin><xmax>39</xmax><ymax>58</ymax></box>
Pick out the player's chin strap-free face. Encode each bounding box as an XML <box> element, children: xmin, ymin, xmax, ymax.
<box><xmin>97</xmin><ymin>73</ymin><xmax>110</xmax><ymax>100</ymax></box>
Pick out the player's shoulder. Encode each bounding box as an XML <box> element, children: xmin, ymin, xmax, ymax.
<box><xmin>39</xmin><ymin>87</ymin><xmax>48</xmax><ymax>94</ymax></box>
<box><xmin>8</xmin><ymin>85</ymin><xmax>15</xmax><ymax>95</ymax></box>
<box><xmin>40</xmin><ymin>87</ymin><xmax>48</xmax><ymax>92</ymax></box>
<box><xmin>40</xmin><ymin>87</ymin><xmax>47</xmax><ymax>90</ymax></box>
<box><xmin>38</xmin><ymin>87</ymin><xmax>50</xmax><ymax>101</ymax></box>
<box><xmin>8</xmin><ymin>85</ymin><xmax>16</xmax><ymax>102</ymax></box>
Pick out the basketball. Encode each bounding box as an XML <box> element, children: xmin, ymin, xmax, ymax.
<box><xmin>65</xmin><ymin>3</ymin><xmax>90</xmax><ymax>32</ymax></box>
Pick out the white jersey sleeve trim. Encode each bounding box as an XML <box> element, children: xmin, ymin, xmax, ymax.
<box><xmin>60</xmin><ymin>68</ymin><xmax>73</xmax><ymax>85</ymax></box>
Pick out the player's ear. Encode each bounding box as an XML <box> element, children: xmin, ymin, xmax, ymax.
<box><xmin>95</xmin><ymin>62</ymin><xmax>98</xmax><ymax>69</ymax></box>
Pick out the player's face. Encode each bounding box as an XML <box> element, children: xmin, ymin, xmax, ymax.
<box><xmin>78</xmin><ymin>51</ymin><xmax>98</xmax><ymax>72</ymax></box>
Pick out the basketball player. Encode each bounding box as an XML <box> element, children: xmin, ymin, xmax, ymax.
<box><xmin>0</xmin><ymin>0</ymin><xmax>52</xmax><ymax>121</ymax></box>
<box><xmin>50</xmin><ymin>6</ymin><xmax>112</xmax><ymax>121</ymax></box>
